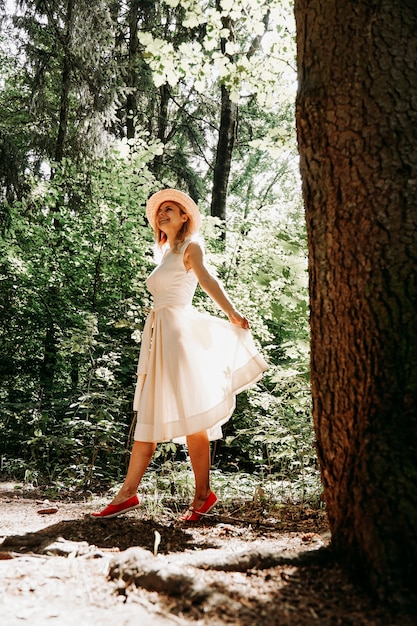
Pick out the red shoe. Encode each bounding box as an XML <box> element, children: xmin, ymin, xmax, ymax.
<box><xmin>90</xmin><ymin>495</ymin><xmax>140</xmax><ymax>519</ymax></box>
<box><xmin>180</xmin><ymin>492</ymin><xmax>218</xmax><ymax>522</ymax></box>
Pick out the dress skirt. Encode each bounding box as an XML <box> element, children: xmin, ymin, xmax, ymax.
<box><xmin>133</xmin><ymin>304</ymin><xmax>268</xmax><ymax>443</ymax></box>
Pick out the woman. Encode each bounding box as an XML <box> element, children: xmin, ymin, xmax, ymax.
<box><xmin>91</xmin><ymin>189</ymin><xmax>268</xmax><ymax>521</ymax></box>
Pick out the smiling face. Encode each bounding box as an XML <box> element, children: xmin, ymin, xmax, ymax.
<box><xmin>156</xmin><ymin>201</ymin><xmax>189</xmax><ymax>236</ymax></box>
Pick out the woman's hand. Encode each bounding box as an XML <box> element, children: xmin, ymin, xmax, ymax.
<box><xmin>228</xmin><ymin>308</ymin><xmax>250</xmax><ymax>329</ymax></box>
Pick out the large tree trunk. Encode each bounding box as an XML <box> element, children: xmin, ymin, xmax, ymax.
<box><xmin>294</xmin><ymin>0</ymin><xmax>417</xmax><ymax>608</ymax></box>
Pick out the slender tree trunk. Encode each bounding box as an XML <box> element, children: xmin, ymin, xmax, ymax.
<box><xmin>295</xmin><ymin>0</ymin><xmax>417</xmax><ymax>608</ymax></box>
<box><xmin>210</xmin><ymin>8</ymin><xmax>238</xmax><ymax>229</ymax></box>
<box><xmin>126</xmin><ymin>0</ymin><xmax>139</xmax><ymax>140</ymax></box>
<box><xmin>39</xmin><ymin>321</ymin><xmax>58</xmax><ymax>401</ymax></box>
<box><xmin>54</xmin><ymin>0</ymin><xmax>73</xmax><ymax>163</ymax></box>
<box><xmin>210</xmin><ymin>8</ymin><xmax>269</xmax><ymax>227</ymax></box>
<box><xmin>152</xmin><ymin>84</ymin><xmax>170</xmax><ymax>176</ymax></box>
<box><xmin>43</xmin><ymin>0</ymin><xmax>74</xmax><ymax>403</ymax></box>
<box><xmin>210</xmin><ymin>84</ymin><xmax>238</xmax><ymax>224</ymax></box>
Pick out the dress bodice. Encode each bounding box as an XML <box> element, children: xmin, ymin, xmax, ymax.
<box><xmin>146</xmin><ymin>240</ymin><xmax>197</xmax><ymax>309</ymax></box>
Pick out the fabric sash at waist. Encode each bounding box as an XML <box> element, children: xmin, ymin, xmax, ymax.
<box><xmin>136</xmin><ymin>303</ymin><xmax>189</xmax><ymax>376</ymax></box>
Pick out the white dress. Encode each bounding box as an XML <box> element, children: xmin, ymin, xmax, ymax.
<box><xmin>133</xmin><ymin>239</ymin><xmax>268</xmax><ymax>443</ymax></box>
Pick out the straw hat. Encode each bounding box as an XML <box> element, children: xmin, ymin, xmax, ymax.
<box><xmin>146</xmin><ymin>188</ymin><xmax>202</xmax><ymax>233</ymax></box>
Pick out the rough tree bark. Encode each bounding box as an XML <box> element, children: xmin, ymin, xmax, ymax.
<box><xmin>294</xmin><ymin>0</ymin><xmax>417</xmax><ymax>608</ymax></box>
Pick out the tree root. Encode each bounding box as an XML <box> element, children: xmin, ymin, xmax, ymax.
<box><xmin>108</xmin><ymin>544</ymin><xmax>332</xmax><ymax>607</ymax></box>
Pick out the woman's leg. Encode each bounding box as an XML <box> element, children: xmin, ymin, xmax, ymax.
<box><xmin>186</xmin><ymin>430</ymin><xmax>212</xmax><ymax>509</ymax></box>
<box><xmin>110</xmin><ymin>440</ymin><xmax>156</xmax><ymax>505</ymax></box>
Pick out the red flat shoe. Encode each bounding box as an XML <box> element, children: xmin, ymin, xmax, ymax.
<box><xmin>180</xmin><ymin>492</ymin><xmax>218</xmax><ymax>522</ymax></box>
<box><xmin>90</xmin><ymin>495</ymin><xmax>140</xmax><ymax>519</ymax></box>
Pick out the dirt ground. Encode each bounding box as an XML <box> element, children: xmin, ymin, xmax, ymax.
<box><xmin>0</xmin><ymin>483</ymin><xmax>410</xmax><ymax>625</ymax></box>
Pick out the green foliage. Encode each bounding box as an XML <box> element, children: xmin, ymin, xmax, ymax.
<box><xmin>0</xmin><ymin>0</ymin><xmax>320</xmax><ymax>503</ymax></box>
<box><xmin>139</xmin><ymin>0</ymin><xmax>295</xmax><ymax>107</ymax></box>
<box><xmin>10</xmin><ymin>0</ymin><xmax>122</xmax><ymax>159</ymax></box>
<box><xmin>0</xmin><ymin>136</ymin><xmax>162</xmax><ymax>487</ymax></box>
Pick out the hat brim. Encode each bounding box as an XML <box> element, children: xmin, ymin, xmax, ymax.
<box><xmin>146</xmin><ymin>189</ymin><xmax>202</xmax><ymax>233</ymax></box>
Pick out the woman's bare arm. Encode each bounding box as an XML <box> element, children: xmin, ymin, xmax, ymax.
<box><xmin>184</xmin><ymin>242</ymin><xmax>249</xmax><ymax>329</ymax></box>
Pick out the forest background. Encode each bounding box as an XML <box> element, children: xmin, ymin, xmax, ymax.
<box><xmin>0</xmin><ymin>0</ymin><xmax>318</xmax><ymax>507</ymax></box>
